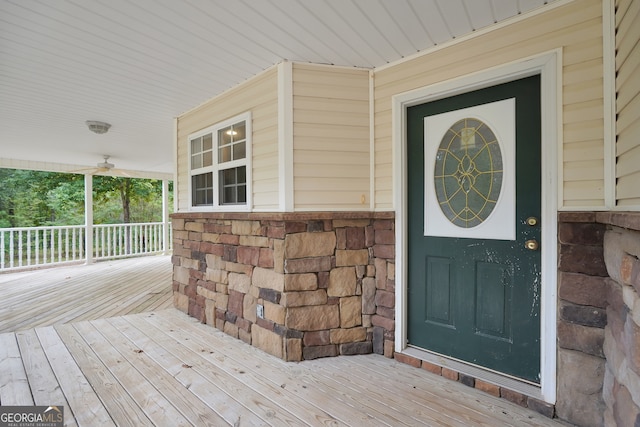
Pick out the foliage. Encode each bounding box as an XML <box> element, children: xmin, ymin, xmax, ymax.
<box><xmin>0</xmin><ymin>168</ymin><xmax>173</xmax><ymax>228</ymax></box>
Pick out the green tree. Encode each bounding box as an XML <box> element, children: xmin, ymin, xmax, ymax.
<box><xmin>0</xmin><ymin>168</ymin><xmax>171</xmax><ymax>228</ymax></box>
<box><xmin>0</xmin><ymin>169</ymin><xmax>84</xmax><ymax>227</ymax></box>
<box><xmin>93</xmin><ymin>176</ymin><xmax>168</xmax><ymax>224</ymax></box>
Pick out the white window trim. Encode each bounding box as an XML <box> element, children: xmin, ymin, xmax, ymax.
<box><xmin>188</xmin><ymin>112</ymin><xmax>252</xmax><ymax>211</ymax></box>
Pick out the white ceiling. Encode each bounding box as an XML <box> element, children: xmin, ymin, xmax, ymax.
<box><xmin>0</xmin><ymin>0</ymin><xmax>557</xmax><ymax>178</ymax></box>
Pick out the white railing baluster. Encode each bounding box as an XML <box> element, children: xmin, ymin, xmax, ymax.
<box><xmin>1</xmin><ymin>230</ymin><xmax>5</xmax><ymax>270</ymax></box>
<box><xmin>0</xmin><ymin>222</ymin><xmax>169</xmax><ymax>270</ymax></box>
<box><xmin>131</xmin><ymin>225</ymin><xmax>134</xmax><ymax>255</ymax></box>
<box><xmin>51</xmin><ymin>229</ymin><xmax>55</xmax><ymax>263</ymax></box>
<box><xmin>115</xmin><ymin>226</ymin><xmax>118</xmax><ymax>257</ymax></box>
<box><xmin>57</xmin><ymin>228</ymin><xmax>61</xmax><ymax>263</ymax></box>
<box><xmin>101</xmin><ymin>227</ymin><xmax>106</xmax><ymax>258</ymax></box>
<box><xmin>43</xmin><ymin>230</ymin><xmax>47</xmax><ymax>266</ymax></box>
<box><xmin>26</xmin><ymin>229</ymin><xmax>31</xmax><ymax>266</ymax></box>
<box><xmin>129</xmin><ymin>225</ymin><xmax>134</xmax><ymax>255</ymax></box>
<box><xmin>152</xmin><ymin>224</ymin><xmax>157</xmax><ymax>252</ymax></box>
<box><xmin>79</xmin><ymin>228</ymin><xmax>84</xmax><ymax>260</ymax></box>
<box><xmin>18</xmin><ymin>230</ymin><xmax>23</xmax><ymax>267</ymax></box>
<box><xmin>65</xmin><ymin>228</ymin><xmax>69</xmax><ymax>262</ymax></box>
<box><xmin>71</xmin><ymin>228</ymin><xmax>76</xmax><ymax>261</ymax></box>
<box><xmin>50</xmin><ymin>229</ymin><xmax>55</xmax><ymax>264</ymax></box>
<box><xmin>9</xmin><ymin>230</ymin><xmax>14</xmax><ymax>268</ymax></box>
<box><xmin>107</xmin><ymin>226</ymin><xmax>111</xmax><ymax>258</ymax></box>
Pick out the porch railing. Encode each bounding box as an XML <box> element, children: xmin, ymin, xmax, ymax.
<box><xmin>0</xmin><ymin>222</ymin><xmax>172</xmax><ymax>271</ymax></box>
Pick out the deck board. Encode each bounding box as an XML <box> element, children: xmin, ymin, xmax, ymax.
<box><xmin>76</xmin><ymin>321</ymin><xmax>195</xmax><ymax>426</ymax></box>
<box><xmin>15</xmin><ymin>329</ymin><xmax>78</xmax><ymax>427</ymax></box>
<box><xmin>122</xmin><ymin>315</ymin><xmax>304</xmax><ymax>426</ymax></box>
<box><xmin>76</xmin><ymin>318</ymin><xmax>233</xmax><ymax>426</ymax></box>
<box><xmin>0</xmin><ymin>257</ymin><xmax>568</xmax><ymax>426</ymax></box>
<box><xmin>0</xmin><ymin>309</ymin><xmax>567</xmax><ymax>427</ymax></box>
<box><xmin>0</xmin><ymin>255</ymin><xmax>173</xmax><ymax>333</ymax></box>
<box><xmin>148</xmin><ymin>311</ymin><xmax>418</xmax><ymax>426</ymax></box>
<box><xmin>106</xmin><ymin>316</ymin><xmax>273</xmax><ymax>426</ymax></box>
<box><xmin>0</xmin><ymin>332</ymin><xmax>33</xmax><ymax>405</ymax></box>
<box><xmin>35</xmin><ymin>326</ymin><xmax>115</xmax><ymax>426</ymax></box>
<box><xmin>54</xmin><ymin>323</ymin><xmax>155</xmax><ymax>426</ymax></box>
<box><xmin>127</xmin><ymin>314</ymin><xmax>348</xmax><ymax>426</ymax></box>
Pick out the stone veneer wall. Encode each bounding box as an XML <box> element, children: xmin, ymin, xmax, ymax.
<box><xmin>556</xmin><ymin>213</ymin><xmax>608</xmax><ymax>426</ymax></box>
<box><xmin>599</xmin><ymin>213</ymin><xmax>640</xmax><ymax>427</ymax></box>
<box><xmin>171</xmin><ymin>212</ymin><xmax>396</xmax><ymax>362</ymax></box>
<box><xmin>557</xmin><ymin>212</ymin><xmax>640</xmax><ymax>427</ymax></box>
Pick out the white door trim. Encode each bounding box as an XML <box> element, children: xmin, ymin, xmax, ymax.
<box><xmin>392</xmin><ymin>50</ymin><xmax>560</xmax><ymax>404</ymax></box>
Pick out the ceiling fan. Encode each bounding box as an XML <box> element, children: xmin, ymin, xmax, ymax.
<box><xmin>72</xmin><ymin>155</ymin><xmax>135</xmax><ymax>177</ymax></box>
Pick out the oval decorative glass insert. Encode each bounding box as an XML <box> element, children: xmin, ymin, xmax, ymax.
<box><xmin>434</xmin><ymin>117</ymin><xmax>503</xmax><ymax>228</ymax></box>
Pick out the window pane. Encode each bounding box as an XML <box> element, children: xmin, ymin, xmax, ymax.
<box><xmin>233</xmin><ymin>141</ymin><xmax>246</xmax><ymax>160</ymax></box>
<box><xmin>219</xmin><ymin>127</ymin><xmax>232</xmax><ymax>146</ymax></box>
<box><xmin>219</xmin><ymin>167</ymin><xmax>246</xmax><ymax>205</ymax></box>
<box><xmin>191</xmin><ymin>137</ymin><xmax>202</xmax><ymax>154</ymax></box>
<box><xmin>234</xmin><ymin>122</ymin><xmax>246</xmax><ymax>141</ymax></box>
<box><xmin>225</xmin><ymin>168</ymin><xmax>237</xmax><ymax>183</ymax></box>
<box><xmin>203</xmin><ymin>133</ymin><xmax>212</xmax><ymax>151</ymax></box>
<box><xmin>192</xmin><ymin>173</ymin><xmax>213</xmax><ymax>206</ymax></box>
<box><xmin>219</xmin><ymin>146</ymin><xmax>231</xmax><ymax>163</ymax></box>
<box><xmin>203</xmin><ymin>151</ymin><xmax>212</xmax><ymax>167</ymax></box>
<box><xmin>191</xmin><ymin>154</ymin><xmax>202</xmax><ymax>170</ymax></box>
<box><xmin>224</xmin><ymin>186</ymin><xmax>236</xmax><ymax>204</ymax></box>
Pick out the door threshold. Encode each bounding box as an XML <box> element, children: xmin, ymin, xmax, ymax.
<box><xmin>403</xmin><ymin>345</ymin><xmax>544</xmax><ymax>401</ymax></box>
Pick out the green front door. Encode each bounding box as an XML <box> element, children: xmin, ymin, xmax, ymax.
<box><xmin>407</xmin><ymin>75</ymin><xmax>542</xmax><ymax>383</ymax></box>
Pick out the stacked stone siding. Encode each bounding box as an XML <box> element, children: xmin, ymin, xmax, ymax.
<box><xmin>598</xmin><ymin>213</ymin><xmax>640</xmax><ymax>427</ymax></box>
<box><xmin>557</xmin><ymin>212</ymin><xmax>640</xmax><ymax>427</ymax></box>
<box><xmin>556</xmin><ymin>212</ymin><xmax>608</xmax><ymax>426</ymax></box>
<box><xmin>171</xmin><ymin>212</ymin><xmax>395</xmax><ymax>362</ymax></box>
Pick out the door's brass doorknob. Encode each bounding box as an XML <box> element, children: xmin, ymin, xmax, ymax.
<box><xmin>526</xmin><ymin>217</ymin><xmax>539</xmax><ymax>226</ymax></box>
<box><xmin>525</xmin><ymin>239</ymin><xmax>539</xmax><ymax>251</ymax></box>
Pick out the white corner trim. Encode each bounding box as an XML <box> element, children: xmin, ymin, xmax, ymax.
<box><xmin>173</xmin><ymin>117</ymin><xmax>179</xmax><ymax>213</ymax></box>
<box><xmin>278</xmin><ymin>61</ymin><xmax>294</xmax><ymax>212</ymax></box>
<box><xmin>392</xmin><ymin>50</ymin><xmax>560</xmax><ymax>404</ymax></box>
<box><xmin>369</xmin><ymin>70</ymin><xmax>376</xmax><ymax>211</ymax></box>
<box><xmin>556</xmin><ymin>48</ymin><xmax>566</xmax><ymax>212</ymax></box>
<box><xmin>603</xmin><ymin>0</ymin><xmax>617</xmax><ymax>209</ymax></box>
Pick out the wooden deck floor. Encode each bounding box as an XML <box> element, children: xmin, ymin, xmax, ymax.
<box><xmin>0</xmin><ymin>309</ymin><xmax>566</xmax><ymax>427</ymax></box>
<box><xmin>0</xmin><ymin>257</ymin><xmax>566</xmax><ymax>426</ymax></box>
<box><xmin>0</xmin><ymin>255</ymin><xmax>173</xmax><ymax>333</ymax></box>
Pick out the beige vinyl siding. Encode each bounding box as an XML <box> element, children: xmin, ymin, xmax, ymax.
<box><xmin>292</xmin><ymin>63</ymin><xmax>370</xmax><ymax>210</ymax></box>
<box><xmin>176</xmin><ymin>67</ymin><xmax>279</xmax><ymax>211</ymax></box>
<box><xmin>373</xmin><ymin>0</ymin><xmax>605</xmax><ymax>210</ymax></box>
<box><xmin>615</xmin><ymin>0</ymin><xmax>640</xmax><ymax>207</ymax></box>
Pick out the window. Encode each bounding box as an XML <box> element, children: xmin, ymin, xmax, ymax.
<box><xmin>189</xmin><ymin>113</ymin><xmax>251</xmax><ymax>209</ymax></box>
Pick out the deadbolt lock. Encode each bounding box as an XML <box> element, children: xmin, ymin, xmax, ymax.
<box><xmin>525</xmin><ymin>239</ymin><xmax>539</xmax><ymax>251</ymax></box>
<box><xmin>526</xmin><ymin>217</ymin><xmax>539</xmax><ymax>226</ymax></box>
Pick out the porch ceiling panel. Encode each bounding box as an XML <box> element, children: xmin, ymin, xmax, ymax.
<box><xmin>0</xmin><ymin>0</ymin><xmax>556</xmax><ymax>176</ymax></box>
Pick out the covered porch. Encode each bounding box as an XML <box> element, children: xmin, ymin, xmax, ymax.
<box><xmin>0</xmin><ymin>257</ymin><xmax>563</xmax><ymax>426</ymax></box>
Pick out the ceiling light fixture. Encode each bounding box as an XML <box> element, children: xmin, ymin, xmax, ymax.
<box><xmin>86</xmin><ymin>120</ymin><xmax>111</xmax><ymax>134</ymax></box>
